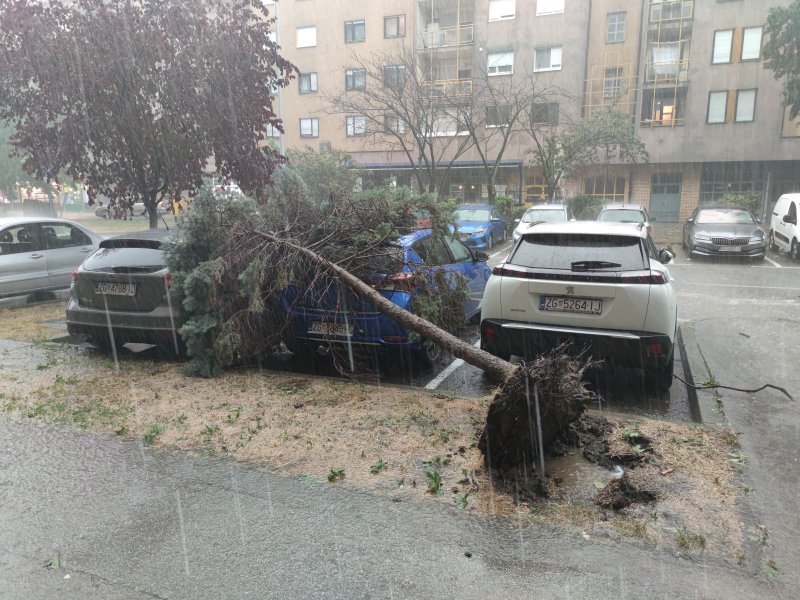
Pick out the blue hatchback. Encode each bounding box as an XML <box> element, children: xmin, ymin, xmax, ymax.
<box><xmin>452</xmin><ymin>204</ymin><xmax>507</xmax><ymax>251</ymax></box>
<box><xmin>281</xmin><ymin>229</ymin><xmax>491</xmax><ymax>365</ymax></box>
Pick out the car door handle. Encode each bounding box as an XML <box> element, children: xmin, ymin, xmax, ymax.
<box><xmin>81</xmin><ymin>247</ymin><xmax>93</xmax><ymax>253</ymax></box>
<box><xmin>29</xmin><ymin>253</ymin><xmax>44</xmax><ymax>259</ymax></box>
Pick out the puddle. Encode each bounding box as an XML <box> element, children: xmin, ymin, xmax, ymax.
<box><xmin>546</xmin><ymin>452</ymin><xmax>614</xmax><ymax>501</ymax></box>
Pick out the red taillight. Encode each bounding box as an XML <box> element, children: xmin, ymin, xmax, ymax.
<box><xmin>646</xmin><ymin>342</ymin><xmax>664</xmax><ymax>357</ymax></box>
<box><xmin>484</xmin><ymin>326</ymin><xmax>496</xmax><ymax>341</ymax></box>
<box><xmin>71</xmin><ymin>269</ymin><xmax>78</xmax><ymax>283</ymax></box>
<box><xmin>164</xmin><ymin>273</ymin><xmax>173</xmax><ymax>288</ymax></box>
<box><xmin>619</xmin><ymin>270</ymin><xmax>668</xmax><ymax>284</ymax></box>
<box><xmin>382</xmin><ymin>336</ymin><xmax>407</xmax><ymax>343</ymax></box>
<box><xmin>492</xmin><ymin>264</ymin><xmax>533</xmax><ymax>278</ymax></box>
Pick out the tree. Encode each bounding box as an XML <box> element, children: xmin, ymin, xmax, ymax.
<box><xmin>279</xmin><ymin>148</ymin><xmax>362</xmax><ymax>207</ymax></box>
<box><xmin>524</xmin><ymin>104</ymin><xmax>649</xmax><ymax>201</ymax></box>
<box><xmin>0</xmin><ymin>0</ymin><xmax>295</xmax><ymax>228</ymax></box>
<box><xmin>325</xmin><ymin>48</ymin><xmax>475</xmax><ymax>195</ymax></box>
<box><xmin>456</xmin><ymin>73</ymin><xmax>559</xmax><ymax>201</ymax></box>
<box><xmin>0</xmin><ymin>122</ymin><xmax>37</xmax><ymax>201</ymax></box>
<box><xmin>763</xmin><ymin>0</ymin><xmax>800</xmax><ymax>119</ymax></box>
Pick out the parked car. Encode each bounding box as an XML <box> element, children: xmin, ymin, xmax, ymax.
<box><xmin>682</xmin><ymin>205</ymin><xmax>765</xmax><ymax>261</ymax></box>
<box><xmin>0</xmin><ymin>217</ymin><xmax>103</xmax><ymax>298</ymax></box>
<box><xmin>512</xmin><ymin>204</ymin><xmax>573</xmax><ymax>243</ymax></box>
<box><xmin>452</xmin><ymin>204</ymin><xmax>507</xmax><ymax>250</ymax></box>
<box><xmin>66</xmin><ymin>230</ymin><xmax>183</xmax><ymax>353</ymax></box>
<box><xmin>281</xmin><ymin>229</ymin><xmax>492</xmax><ymax>365</ymax></box>
<box><xmin>597</xmin><ymin>203</ymin><xmax>652</xmax><ymax>235</ymax></box>
<box><xmin>768</xmin><ymin>193</ymin><xmax>800</xmax><ymax>261</ymax></box>
<box><xmin>480</xmin><ymin>222</ymin><xmax>676</xmax><ymax>389</ymax></box>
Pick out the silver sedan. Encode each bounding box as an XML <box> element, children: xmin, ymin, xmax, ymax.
<box><xmin>0</xmin><ymin>217</ymin><xmax>103</xmax><ymax>298</ymax></box>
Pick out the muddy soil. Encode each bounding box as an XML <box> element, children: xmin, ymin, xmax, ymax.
<box><xmin>0</xmin><ymin>301</ymin><xmax>750</xmax><ymax>564</ymax></box>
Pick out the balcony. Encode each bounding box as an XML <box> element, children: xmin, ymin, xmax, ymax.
<box><xmin>420</xmin><ymin>78</ymin><xmax>473</xmax><ymax>98</ymax></box>
<box><xmin>417</xmin><ymin>24</ymin><xmax>474</xmax><ymax>49</ymax></box>
<box><xmin>645</xmin><ymin>59</ymin><xmax>690</xmax><ymax>84</ymax></box>
<box><xmin>649</xmin><ymin>1</ymin><xmax>693</xmax><ymax>23</ymax></box>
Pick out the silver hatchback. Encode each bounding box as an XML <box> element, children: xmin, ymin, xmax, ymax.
<box><xmin>0</xmin><ymin>217</ymin><xmax>103</xmax><ymax>298</ymax></box>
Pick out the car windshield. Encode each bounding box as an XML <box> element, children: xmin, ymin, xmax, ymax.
<box><xmin>509</xmin><ymin>233</ymin><xmax>647</xmax><ymax>271</ymax></box>
<box><xmin>521</xmin><ymin>209</ymin><xmax>565</xmax><ymax>224</ymax></box>
<box><xmin>696</xmin><ymin>209</ymin><xmax>755</xmax><ymax>224</ymax></box>
<box><xmin>598</xmin><ymin>209</ymin><xmax>646</xmax><ymax>223</ymax></box>
<box><xmin>455</xmin><ymin>209</ymin><xmax>490</xmax><ymax>221</ymax></box>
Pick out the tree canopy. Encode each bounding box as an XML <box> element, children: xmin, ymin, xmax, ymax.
<box><xmin>763</xmin><ymin>0</ymin><xmax>800</xmax><ymax>119</ymax></box>
<box><xmin>0</xmin><ymin>0</ymin><xmax>295</xmax><ymax>227</ymax></box>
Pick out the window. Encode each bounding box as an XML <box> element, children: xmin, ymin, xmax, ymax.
<box><xmin>489</xmin><ymin>0</ymin><xmax>515</xmax><ymax>21</ymax></box>
<box><xmin>607</xmin><ymin>12</ymin><xmax>626</xmax><ymax>43</ymax></box>
<box><xmin>532</xmin><ymin>102</ymin><xmax>559</xmax><ymax>124</ymax></box>
<box><xmin>345</xmin><ymin>68</ymin><xmax>366</xmax><ymax>91</ymax></box>
<box><xmin>345</xmin><ymin>19</ymin><xmax>365</xmax><ymax>43</ymax></box>
<box><xmin>444</xmin><ymin>236</ymin><xmax>472</xmax><ymax>263</ymax></box>
<box><xmin>707</xmin><ymin>91</ymin><xmax>728</xmax><ymax>124</ymax></box>
<box><xmin>486</xmin><ymin>105</ymin><xmax>511</xmax><ymax>127</ymax></box>
<box><xmin>346</xmin><ymin>115</ymin><xmax>366</xmax><ymax>137</ymax></box>
<box><xmin>487</xmin><ymin>52</ymin><xmax>514</xmax><ymax>76</ymax></box>
<box><xmin>712</xmin><ymin>29</ymin><xmax>733</xmax><ymax>64</ymax></box>
<box><xmin>298</xmin><ymin>72</ymin><xmax>317</xmax><ymax>94</ymax></box>
<box><xmin>534</xmin><ymin>46</ymin><xmax>562</xmax><ymax>72</ymax></box>
<box><xmin>384</xmin><ymin>14</ymin><xmax>405</xmax><ymax>38</ymax></box>
<box><xmin>296</xmin><ymin>26</ymin><xmax>316</xmax><ymax>48</ymax></box>
<box><xmin>603</xmin><ymin>67</ymin><xmax>623</xmax><ymax>99</ymax></box>
<box><xmin>383</xmin><ymin>65</ymin><xmax>406</xmax><ymax>89</ymax></box>
<box><xmin>584</xmin><ymin>175</ymin><xmax>626</xmax><ymax>201</ymax></box>
<box><xmin>641</xmin><ymin>88</ymin><xmax>687</xmax><ymax>126</ymax></box>
<box><xmin>431</xmin><ymin>111</ymin><xmax>467</xmax><ymax>136</ymax></box>
<box><xmin>300</xmin><ymin>117</ymin><xmax>319</xmax><ymax>138</ymax></box>
<box><xmin>536</xmin><ymin>0</ymin><xmax>564</xmax><ymax>15</ymax></box>
<box><xmin>741</xmin><ymin>27</ymin><xmax>762</xmax><ymax>61</ymax></box>
<box><xmin>266</xmin><ymin>123</ymin><xmax>281</xmax><ymax>138</ymax></box>
<box><xmin>735</xmin><ymin>89</ymin><xmax>756</xmax><ymax>123</ymax></box>
<box><xmin>384</xmin><ymin>114</ymin><xmax>406</xmax><ymax>134</ymax></box>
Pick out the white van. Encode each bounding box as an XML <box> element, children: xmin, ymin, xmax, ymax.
<box><xmin>769</xmin><ymin>193</ymin><xmax>800</xmax><ymax>261</ymax></box>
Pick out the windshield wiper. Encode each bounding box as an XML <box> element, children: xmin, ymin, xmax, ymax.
<box><xmin>522</xmin><ymin>220</ymin><xmax>546</xmax><ymax>226</ymax></box>
<box><xmin>570</xmin><ymin>260</ymin><xmax>622</xmax><ymax>271</ymax></box>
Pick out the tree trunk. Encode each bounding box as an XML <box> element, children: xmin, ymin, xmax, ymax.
<box><xmin>256</xmin><ymin>231</ymin><xmax>516</xmax><ymax>382</ymax></box>
<box><xmin>147</xmin><ymin>191</ymin><xmax>159</xmax><ymax>229</ymax></box>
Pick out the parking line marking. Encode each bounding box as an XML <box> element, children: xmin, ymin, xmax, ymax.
<box><xmin>682</xmin><ymin>282</ymin><xmax>800</xmax><ymax>290</ymax></box>
<box><xmin>424</xmin><ymin>339</ymin><xmax>480</xmax><ymax>390</ymax></box>
<box><xmin>764</xmin><ymin>256</ymin><xmax>781</xmax><ymax>268</ymax></box>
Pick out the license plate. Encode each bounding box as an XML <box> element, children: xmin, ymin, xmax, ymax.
<box><xmin>309</xmin><ymin>321</ymin><xmax>353</xmax><ymax>336</ymax></box>
<box><xmin>719</xmin><ymin>246</ymin><xmax>741</xmax><ymax>252</ymax></box>
<box><xmin>539</xmin><ymin>295</ymin><xmax>602</xmax><ymax>314</ymax></box>
<box><xmin>95</xmin><ymin>282</ymin><xmax>136</xmax><ymax>296</ymax></box>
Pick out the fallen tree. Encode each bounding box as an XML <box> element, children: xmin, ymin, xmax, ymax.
<box><xmin>167</xmin><ymin>186</ymin><xmax>597</xmax><ymax>484</ymax></box>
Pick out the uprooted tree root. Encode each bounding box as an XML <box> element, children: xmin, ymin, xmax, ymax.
<box><xmin>479</xmin><ymin>347</ymin><xmax>599</xmax><ymax>492</ymax></box>
<box><xmin>593</xmin><ymin>474</ymin><xmax>658</xmax><ymax>510</ymax></box>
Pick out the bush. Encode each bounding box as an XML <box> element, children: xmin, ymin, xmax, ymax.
<box><xmin>568</xmin><ymin>195</ymin><xmax>605</xmax><ymax>220</ymax></box>
<box><xmin>717</xmin><ymin>192</ymin><xmax>762</xmax><ymax>216</ymax></box>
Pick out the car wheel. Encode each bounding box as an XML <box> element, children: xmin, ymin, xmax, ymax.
<box><xmin>791</xmin><ymin>239</ymin><xmax>800</xmax><ymax>262</ymax></box>
<box><xmin>768</xmin><ymin>230</ymin><xmax>777</xmax><ymax>252</ymax></box>
<box><xmin>414</xmin><ymin>338</ymin><xmax>442</xmax><ymax>367</ymax></box>
<box><xmin>487</xmin><ymin>233</ymin><xmax>494</xmax><ymax>251</ymax></box>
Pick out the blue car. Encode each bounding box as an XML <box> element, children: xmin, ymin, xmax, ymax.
<box><xmin>453</xmin><ymin>204</ymin><xmax>508</xmax><ymax>251</ymax></box>
<box><xmin>281</xmin><ymin>229</ymin><xmax>491</xmax><ymax>365</ymax></box>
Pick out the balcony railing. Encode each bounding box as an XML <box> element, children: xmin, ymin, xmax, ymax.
<box><xmin>645</xmin><ymin>59</ymin><xmax>690</xmax><ymax>84</ymax></box>
<box><xmin>420</xmin><ymin>78</ymin><xmax>473</xmax><ymax>98</ymax></box>
<box><xmin>649</xmin><ymin>1</ymin><xmax>693</xmax><ymax>23</ymax></box>
<box><xmin>417</xmin><ymin>24</ymin><xmax>474</xmax><ymax>49</ymax></box>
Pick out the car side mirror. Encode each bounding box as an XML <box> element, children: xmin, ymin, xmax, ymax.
<box><xmin>474</xmin><ymin>250</ymin><xmax>489</xmax><ymax>262</ymax></box>
<box><xmin>686</xmin><ymin>217</ymin><xmax>694</xmax><ymax>224</ymax></box>
<box><xmin>658</xmin><ymin>248</ymin><xmax>673</xmax><ymax>264</ymax></box>
<box><xmin>756</xmin><ymin>217</ymin><xmax>762</xmax><ymax>224</ymax></box>
<box><xmin>514</xmin><ymin>218</ymin><xmax>520</xmax><ymax>224</ymax></box>
<box><xmin>650</xmin><ymin>217</ymin><xmax>657</xmax><ymax>222</ymax></box>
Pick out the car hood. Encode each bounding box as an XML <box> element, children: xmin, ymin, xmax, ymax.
<box><xmin>691</xmin><ymin>223</ymin><xmax>763</xmax><ymax>237</ymax></box>
<box><xmin>453</xmin><ymin>221</ymin><xmax>490</xmax><ymax>235</ymax></box>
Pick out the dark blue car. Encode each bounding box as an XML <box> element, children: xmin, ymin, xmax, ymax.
<box><xmin>281</xmin><ymin>229</ymin><xmax>491</xmax><ymax>365</ymax></box>
<box><xmin>452</xmin><ymin>204</ymin><xmax>508</xmax><ymax>251</ymax></box>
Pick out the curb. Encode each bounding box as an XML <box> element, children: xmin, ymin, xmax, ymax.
<box><xmin>677</xmin><ymin>324</ymin><xmax>728</xmax><ymax>427</ymax></box>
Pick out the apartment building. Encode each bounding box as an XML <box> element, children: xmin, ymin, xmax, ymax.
<box><xmin>269</xmin><ymin>0</ymin><xmax>800</xmax><ymax>222</ymax></box>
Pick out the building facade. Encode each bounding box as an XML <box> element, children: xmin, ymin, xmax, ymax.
<box><xmin>267</xmin><ymin>0</ymin><xmax>800</xmax><ymax>222</ymax></box>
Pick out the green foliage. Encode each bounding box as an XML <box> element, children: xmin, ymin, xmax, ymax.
<box><xmin>717</xmin><ymin>192</ymin><xmax>762</xmax><ymax>216</ymax></box>
<box><xmin>143</xmin><ymin>424</ymin><xmax>165</xmax><ymax>445</ymax></box>
<box><xmin>282</xmin><ymin>148</ymin><xmax>361</xmax><ymax>207</ymax></box>
<box><xmin>328</xmin><ymin>468</ymin><xmax>345</xmax><ymax>482</ymax></box>
<box><xmin>763</xmin><ymin>1</ymin><xmax>800</xmax><ymax>119</ymax></box>
<box><xmin>568</xmin><ymin>195</ymin><xmax>605</xmax><ymax>220</ymax></box>
<box><xmin>425</xmin><ymin>470</ymin><xmax>443</xmax><ymax>496</ymax></box>
<box><xmin>492</xmin><ymin>195</ymin><xmax>517</xmax><ymax>222</ymax></box>
<box><xmin>370</xmin><ymin>459</ymin><xmax>388</xmax><ymax>474</ymax></box>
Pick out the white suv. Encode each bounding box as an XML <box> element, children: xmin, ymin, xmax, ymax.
<box><xmin>512</xmin><ymin>204</ymin><xmax>572</xmax><ymax>243</ymax></box>
<box><xmin>480</xmin><ymin>222</ymin><xmax>677</xmax><ymax>389</ymax></box>
<box><xmin>769</xmin><ymin>193</ymin><xmax>800</xmax><ymax>261</ymax></box>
